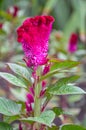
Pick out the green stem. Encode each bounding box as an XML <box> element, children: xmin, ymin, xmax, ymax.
<box><xmin>34</xmin><ymin>70</ymin><xmax>41</xmax><ymax>129</ymax></box>
<box><xmin>34</xmin><ymin>82</ymin><xmax>41</xmax><ymax>117</ymax></box>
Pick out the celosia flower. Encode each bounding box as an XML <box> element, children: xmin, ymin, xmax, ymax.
<box><xmin>40</xmin><ymin>89</ymin><xmax>46</xmax><ymax>98</ymax></box>
<box><xmin>7</xmin><ymin>6</ymin><xmax>19</xmax><ymax>17</ymax></box>
<box><xmin>17</xmin><ymin>16</ymin><xmax>54</xmax><ymax>67</ymax></box>
<box><xmin>29</xmin><ymin>86</ymin><xmax>34</xmax><ymax>96</ymax></box>
<box><xmin>42</xmin><ymin>64</ymin><xmax>50</xmax><ymax>75</ymax></box>
<box><xmin>42</xmin><ymin>81</ymin><xmax>47</xmax><ymax>88</ymax></box>
<box><xmin>68</xmin><ymin>33</ymin><xmax>78</xmax><ymax>53</ymax></box>
<box><xmin>40</xmin><ymin>81</ymin><xmax>47</xmax><ymax>97</ymax></box>
<box><xmin>25</xmin><ymin>101</ymin><xmax>33</xmax><ymax>112</ymax></box>
<box><xmin>25</xmin><ymin>93</ymin><xmax>34</xmax><ymax>113</ymax></box>
<box><xmin>26</xmin><ymin>93</ymin><xmax>34</xmax><ymax>103</ymax></box>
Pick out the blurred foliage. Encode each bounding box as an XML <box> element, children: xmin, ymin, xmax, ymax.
<box><xmin>0</xmin><ymin>0</ymin><xmax>86</xmax><ymax>128</ymax></box>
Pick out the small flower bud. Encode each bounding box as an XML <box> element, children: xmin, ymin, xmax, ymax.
<box><xmin>68</xmin><ymin>33</ymin><xmax>78</xmax><ymax>53</ymax></box>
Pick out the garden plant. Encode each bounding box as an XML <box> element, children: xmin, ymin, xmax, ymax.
<box><xmin>0</xmin><ymin>15</ymin><xmax>86</xmax><ymax>130</ymax></box>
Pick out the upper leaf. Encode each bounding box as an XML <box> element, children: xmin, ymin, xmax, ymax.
<box><xmin>50</xmin><ymin>59</ymin><xmax>80</xmax><ymax>71</ymax></box>
<box><xmin>0</xmin><ymin>97</ymin><xmax>21</xmax><ymax>116</ymax></box>
<box><xmin>0</xmin><ymin>72</ymin><xmax>27</xmax><ymax>88</ymax></box>
<box><xmin>53</xmin><ymin>75</ymin><xmax>79</xmax><ymax>85</ymax></box>
<box><xmin>40</xmin><ymin>60</ymin><xmax>80</xmax><ymax>81</ymax></box>
<box><xmin>48</xmin><ymin>84</ymin><xmax>86</xmax><ymax>95</ymax></box>
<box><xmin>7</xmin><ymin>63</ymin><xmax>32</xmax><ymax>83</ymax></box>
<box><xmin>22</xmin><ymin>110</ymin><xmax>55</xmax><ymax>127</ymax></box>
<box><xmin>47</xmin><ymin>76</ymin><xmax>86</xmax><ymax>95</ymax></box>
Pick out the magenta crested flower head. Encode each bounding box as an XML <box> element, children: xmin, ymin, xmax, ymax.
<box><xmin>68</xmin><ymin>33</ymin><xmax>78</xmax><ymax>53</ymax></box>
<box><xmin>17</xmin><ymin>16</ymin><xmax>54</xmax><ymax>68</ymax></box>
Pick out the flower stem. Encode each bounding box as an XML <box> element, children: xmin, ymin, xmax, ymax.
<box><xmin>34</xmin><ymin>82</ymin><xmax>41</xmax><ymax>117</ymax></box>
<box><xmin>34</xmin><ymin>70</ymin><xmax>41</xmax><ymax>129</ymax></box>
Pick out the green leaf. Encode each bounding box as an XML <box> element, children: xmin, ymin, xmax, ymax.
<box><xmin>22</xmin><ymin>110</ymin><xmax>55</xmax><ymax>127</ymax></box>
<box><xmin>0</xmin><ymin>97</ymin><xmax>21</xmax><ymax>116</ymax></box>
<box><xmin>4</xmin><ymin>115</ymin><xmax>20</xmax><ymax>124</ymax></box>
<box><xmin>52</xmin><ymin>107</ymin><xmax>72</xmax><ymax>116</ymax></box>
<box><xmin>0</xmin><ymin>122</ymin><xmax>13</xmax><ymax>130</ymax></box>
<box><xmin>48</xmin><ymin>75</ymin><xmax>79</xmax><ymax>88</ymax></box>
<box><xmin>48</xmin><ymin>126</ymin><xmax>59</xmax><ymax>130</ymax></box>
<box><xmin>10</xmin><ymin>88</ymin><xmax>26</xmax><ymax>102</ymax></box>
<box><xmin>60</xmin><ymin>124</ymin><xmax>86</xmax><ymax>130</ymax></box>
<box><xmin>54</xmin><ymin>75</ymin><xmax>80</xmax><ymax>85</ymax></box>
<box><xmin>0</xmin><ymin>72</ymin><xmax>27</xmax><ymax>88</ymax></box>
<box><xmin>50</xmin><ymin>60</ymin><xmax>80</xmax><ymax>71</ymax></box>
<box><xmin>52</xmin><ymin>107</ymin><xmax>63</xmax><ymax>116</ymax></box>
<box><xmin>40</xmin><ymin>60</ymin><xmax>80</xmax><ymax>81</ymax></box>
<box><xmin>48</xmin><ymin>84</ymin><xmax>86</xmax><ymax>95</ymax></box>
<box><xmin>7</xmin><ymin>63</ymin><xmax>32</xmax><ymax>82</ymax></box>
<box><xmin>47</xmin><ymin>76</ymin><xmax>86</xmax><ymax>95</ymax></box>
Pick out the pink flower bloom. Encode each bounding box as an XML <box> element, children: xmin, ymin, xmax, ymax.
<box><xmin>40</xmin><ymin>89</ymin><xmax>46</xmax><ymax>98</ymax></box>
<box><xmin>17</xmin><ymin>16</ymin><xmax>54</xmax><ymax>67</ymax></box>
<box><xmin>26</xmin><ymin>93</ymin><xmax>34</xmax><ymax>103</ymax></box>
<box><xmin>42</xmin><ymin>64</ymin><xmax>50</xmax><ymax>75</ymax></box>
<box><xmin>68</xmin><ymin>33</ymin><xmax>78</xmax><ymax>53</ymax></box>
<box><xmin>25</xmin><ymin>93</ymin><xmax>34</xmax><ymax>113</ymax></box>
<box><xmin>25</xmin><ymin>101</ymin><xmax>33</xmax><ymax>112</ymax></box>
<box><xmin>40</xmin><ymin>81</ymin><xmax>47</xmax><ymax>98</ymax></box>
<box><xmin>7</xmin><ymin>6</ymin><xmax>19</xmax><ymax>17</ymax></box>
<box><xmin>29</xmin><ymin>86</ymin><xmax>34</xmax><ymax>96</ymax></box>
<box><xmin>42</xmin><ymin>81</ymin><xmax>47</xmax><ymax>88</ymax></box>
